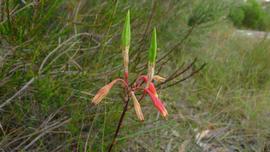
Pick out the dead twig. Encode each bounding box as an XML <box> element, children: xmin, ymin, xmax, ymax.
<box><xmin>161</xmin><ymin>63</ymin><xmax>206</xmax><ymax>89</ymax></box>
<box><xmin>23</xmin><ymin>118</ymin><xmax>71</xmax><ymax>150</ymax></box>
<box><xmin>0</xmin><ymin>77</ymin><xmax>35</xmax><ymax>110</ymax></box>
<box><xmin>159</xmin><ymin>58</ymin><xmax>197</xmax><ymax>87</ymax></box>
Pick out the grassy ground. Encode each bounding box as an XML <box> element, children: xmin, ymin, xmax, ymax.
<box><xmin>1</xmin><ymin>0</ymin><xmax>270</xmax><ymax>151</ymax></box>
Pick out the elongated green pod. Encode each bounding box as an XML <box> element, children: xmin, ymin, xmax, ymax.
<box><xmin>121</xmin><ymin>10</ymin><xmax>131</xmax><ymax>49</ymax></box>
<box><xmin>146</xmin><ymin>28</ymin><xmax>157</xmax><ymax>87</ymax></box>
<box><xmin>122</xmin><ymin>10</ymin><xmax>131</xmax><ymax>79</ymax></box>
<box><xmin>148</xmin><ymin>28</ymin><xmax>157</xmax><ymax>64</ymax></box>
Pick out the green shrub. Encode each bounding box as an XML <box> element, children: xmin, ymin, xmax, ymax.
<box><xmin>188</xmin><ymin>0</ymin><xmax>228</xmax><ymax>26</ymax></box>
<box><xmin>229</xmin><ymin>7</ymin><xmax>245</xmax><ymax>27</ymax></box>
<box><xmin>229</xmin><ymin>0</ymin><xmax>270</xmax><ymax>31</ymax></box>
<box><xmin>242</xmin><ymin>0</ymin><xmax>264</xmax><ymax>29</ymax></box>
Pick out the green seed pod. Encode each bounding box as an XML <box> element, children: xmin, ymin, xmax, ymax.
<box><xmin>148</xmin><ymin>28</ymin><xmax>157</xmax><ymax>64</ymax></box>
<box><xmin>122</xmin><ymin>10</ymin><xmax>131</xmax><ymax>77</ymax></box>
<box><xmin>121</xmin><ymin>10</ymin><xmax>131</xmax><ymax>49</ymax></box>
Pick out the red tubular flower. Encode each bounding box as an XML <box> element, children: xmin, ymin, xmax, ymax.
<box><xmin>148</xmin><ymin>82</ymin><xmax>158</xmax><ymax>98</ymax></box>
<box><xmin>140</xmin><ymin>76</ymin><xmax>158</xmax><ymax>97</ymax></box>
<box><xmin>134</xmin><ymin>75</ymin><xmax>168</xmax><ymax>118</ymax></box>
<box><xmin>135</xmin><ymin>75</ymin><xmax>158</xmax><ymax>97</ymax></box>
<box><xmin>145</xmin><ymin>88</ymin><xmax>168</xmax><ymax>118</ymax></box>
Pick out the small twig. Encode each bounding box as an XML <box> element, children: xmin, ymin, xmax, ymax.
<box><xmin>167</xmin><ymin>58</ymin><xmax>197</xmax><ymax>81</ymax></box>
<box><xmin>23</xmin><ymin>118</ymin><xmax>71</xmax><ymax>150</ymax></box>
<box><xmin>10</xmin><ymin>108</ymin><xmax>68</xmax><ymax>150</ymax></box>
<box><xmin>156</xmin><ymin>57</ymin><xmax>171</xmax><ymax>75</ymax></box>
<box><xmin>38</xmin><ymin>33</ymin><xmax>93</xmax><ymax>74</ymax></box>
<box><xmin>0</xmin><ymin>77</ymin><xmax>35</xmax><ymax>110</ymax></box>
<box><xmin>161</xmin><ymin>63</ymin><xmax>206</xmax><ymax>89</ymax></box>
<box><xmin>157</xmin><ymin>58</ymin><xmax>197</xmax><ymax>88</ymax></box>
<box><xmin>163</xmin><ymin>61</ymin><xmax>185</xmax><ymax>77</ymax></box>
<box><xmin>0</xmin><ymin>121</ymin><xmax>5</xmax><ymax>136</ymax></box>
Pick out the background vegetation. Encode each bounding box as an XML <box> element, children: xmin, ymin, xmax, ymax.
<box><xmin>229</xmin><ymin>0</ymin><xmax>270</xmax><ymax>31</ymax></box>
<box><xmin>0</xmin><ymin>0</ymin><xmax>270</xmax><ymax>151</ymax></box>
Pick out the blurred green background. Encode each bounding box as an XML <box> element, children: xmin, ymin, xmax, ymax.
<box><xmin>1</xmin><ymin>0</ymin><xmax>270</xmax><ymax>151</ymax></box>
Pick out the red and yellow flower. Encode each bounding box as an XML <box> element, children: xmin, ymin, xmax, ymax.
<box><xmin>91</xmin><ymin>11</ymin><xmax>168</xmax><ymax>121</ymax></box>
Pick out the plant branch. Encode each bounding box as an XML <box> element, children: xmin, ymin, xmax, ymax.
<box><xmin>157</xmin><ymin>58</ymin><xmax>197</xmax><ymax>88</ymax></box>
<box><xmin>160</xmin><ymin>63</ymin><xmax>206</xmax><ymax>89</ymax></box>
<box><xmin>108</xmin><ymin>96</ymin><xmax>130</xmax><ymax>152</ymax></box>
<box><xmin>0</xmin><ymin>77</ymin><xmax>35</xmax><ymax>110</ymax></box>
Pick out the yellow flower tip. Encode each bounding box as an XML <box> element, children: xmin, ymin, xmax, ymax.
<box><xmin>91</xmin><ymin>80</ymin><xmax>118</xmax><ymax>105</ymax></box>
<box><xmin>131</xmin><ymin>91</ymin><xmax>145</xmax><ymax>121</ymax></box>
<box><xmin>153</xmin><ymin>75</ymin><xmax>166</xmax><ymax>83</ymax></box>
<box><xmin>161</xmin><ymin>109</ymin><xmax>168</xmax><ymax>119</ymax></box>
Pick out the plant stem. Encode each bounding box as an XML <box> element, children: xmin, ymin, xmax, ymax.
<box><xmin>108</xmin><ymin>97</ymin><xmax>129</xmax><ymax>152</ymax></box>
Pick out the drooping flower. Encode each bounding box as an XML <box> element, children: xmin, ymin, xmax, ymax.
<box><xmin>145</xmin><ymin>88</ymin><xmax>168</xmax><ymax>118</ymax></box>
<box><xmin>92</xmin><ymin>79</ymin><xmax>124</xmax><ymax>105</ymax></box>
<box><xmin>138</xmin><ymin>76</ymin><xmax>158</xmax><ymax>97</ymax></box>
<box><xmin>148</xmin><ymin>82</ymin><xmax>158</xmax><ymax>98</ymax></box>
<box><xmin>131</xmin><ymin>91</ymin><xmax>144</xmax><ymax>121</ymax></box>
